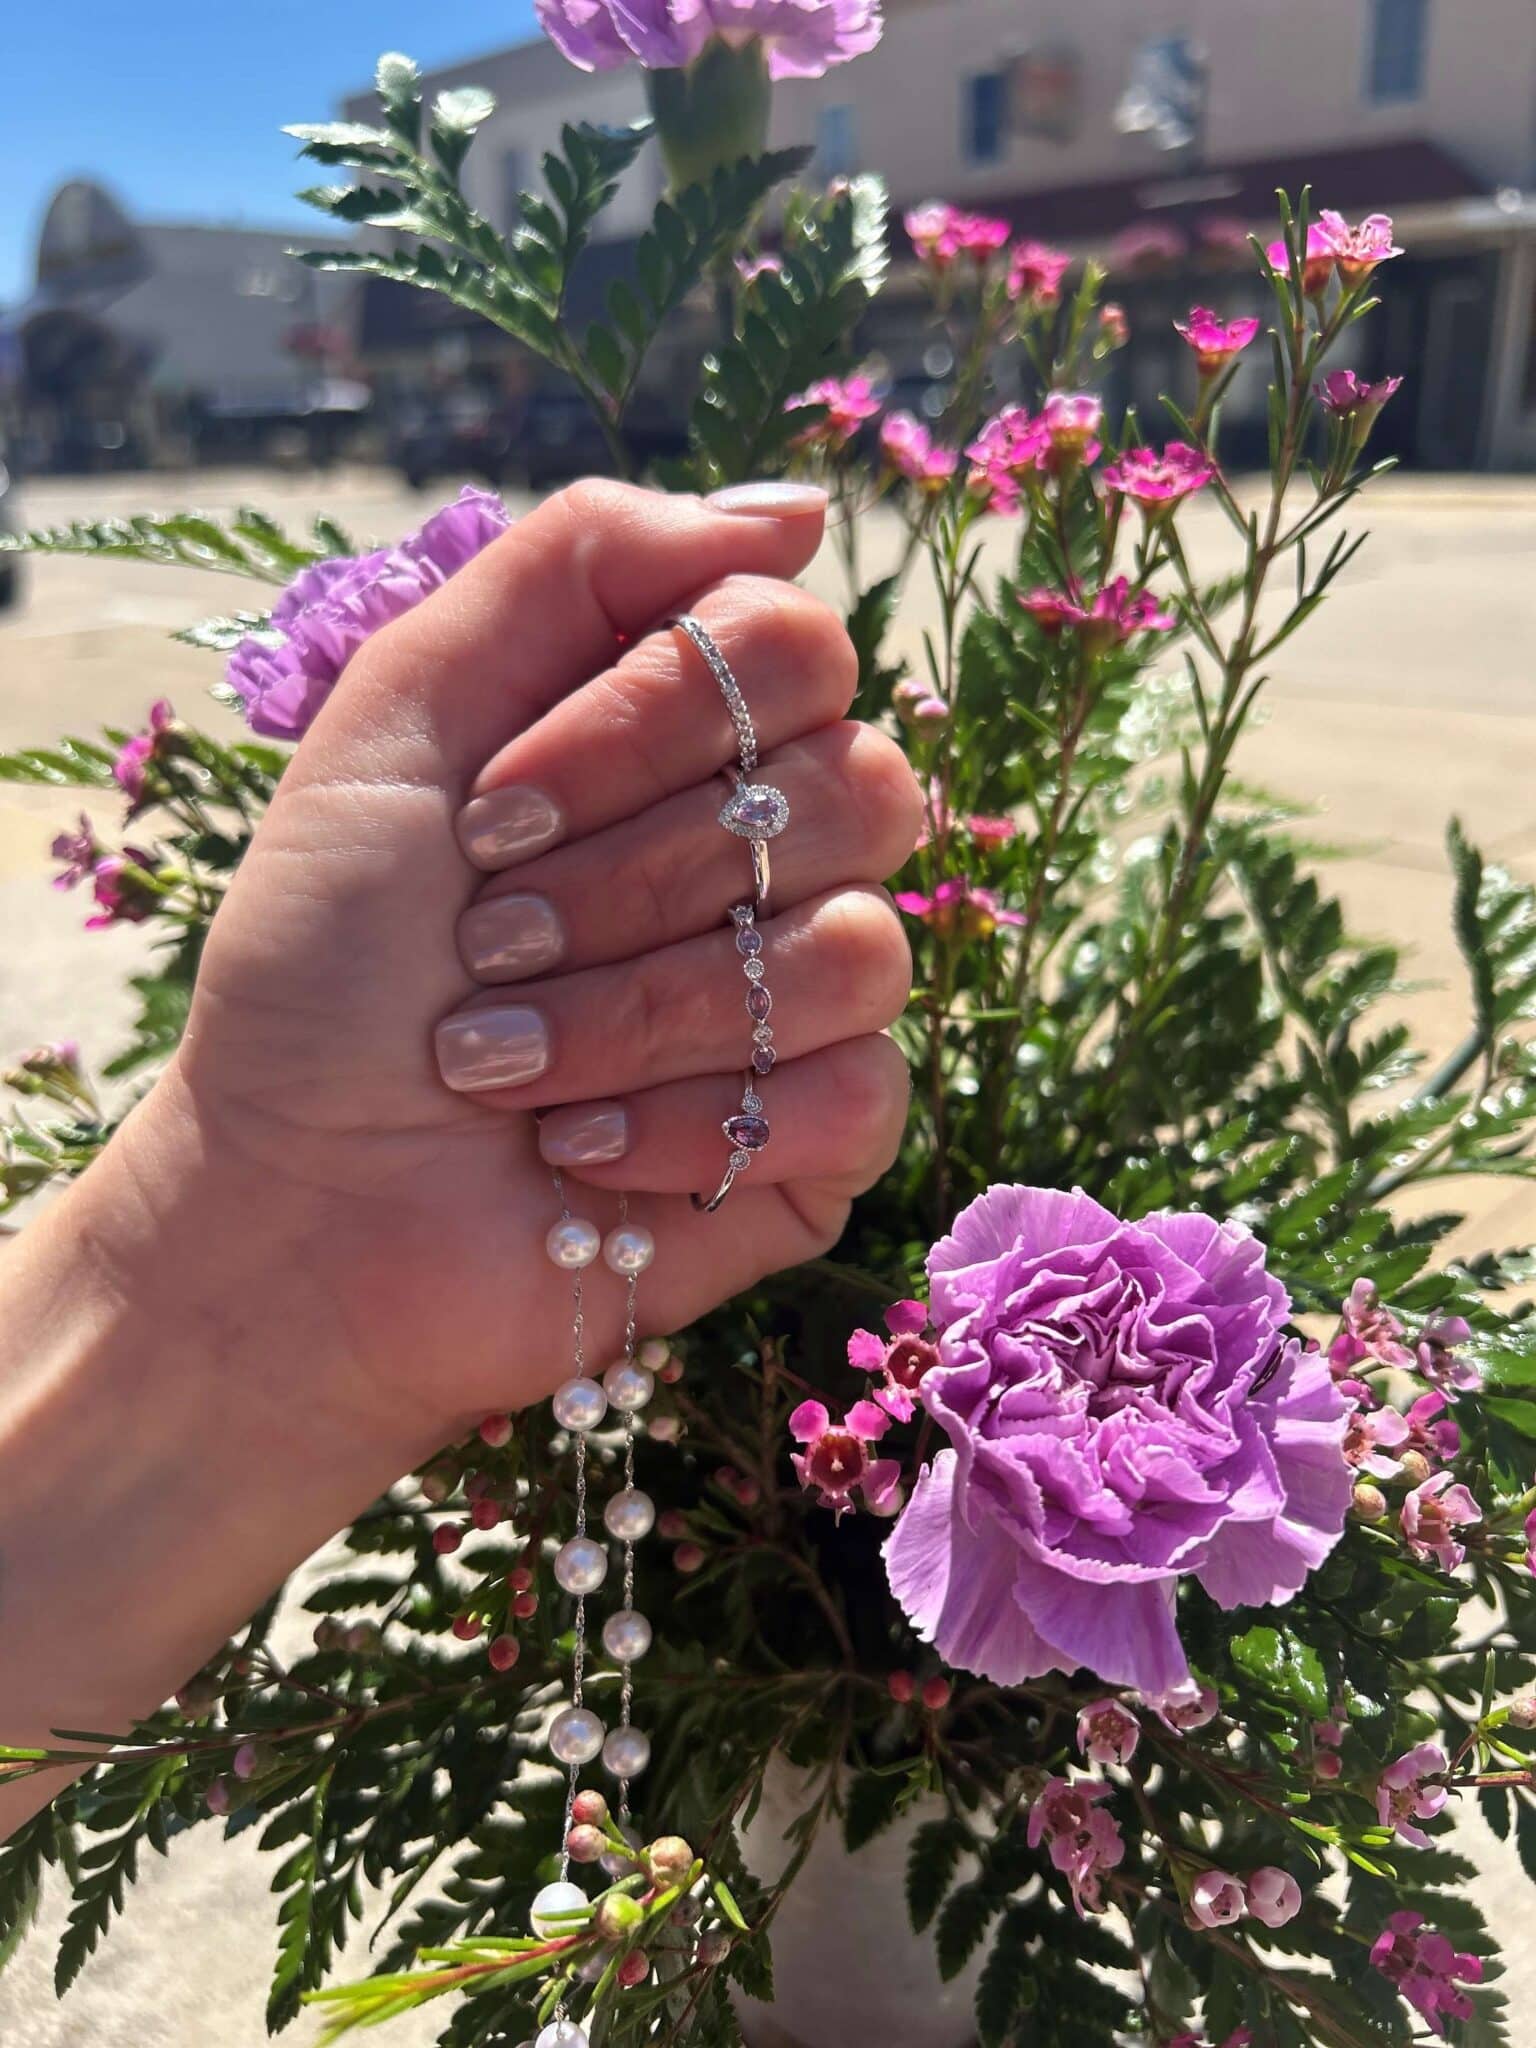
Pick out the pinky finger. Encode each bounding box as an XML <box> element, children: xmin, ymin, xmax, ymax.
<box><xmin>536</xmin><ymin>1035</ymin><xmax>910</xmax><ymax>1200</ymax></box>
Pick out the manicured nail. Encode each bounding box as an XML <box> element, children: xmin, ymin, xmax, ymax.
<box><xmin>540</xmin><ymin>1102</ymin><xmax>630</xmax><ymax>1166</ymax></box>
<box><xmin>435</xmin><ymin>1005</ymin><xmax>549</xmax><ymax>1091</ymax></box>
<box><xmin>459</xmin><ymin>893</ymin><xmax>564</xmax><ymax>981</ymax></box>
<box><xmin>707</xmin><ymin>481</ymin><xmax>828</xmax><ymax>517</ymax></box>
<box><xmin>456</xmin><ymin>787</ymin><xmax>564</xmax><ymax>868</ymax></box>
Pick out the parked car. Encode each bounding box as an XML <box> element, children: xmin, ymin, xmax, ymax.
<box><xmin>0</xmin><ymin>451</ymin><xmax>21</xmax><ymax>612</ymax></box>
<box><xmin>389</xmin><ymin>391</ymin><xmax>525</xmax><ymax>491</ymax></box>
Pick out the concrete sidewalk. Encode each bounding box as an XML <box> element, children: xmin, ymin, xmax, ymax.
<box><xmin>0</xmin><ymin>466</ymin><xmax>1533</xmax><ymax>2044</ymax></box>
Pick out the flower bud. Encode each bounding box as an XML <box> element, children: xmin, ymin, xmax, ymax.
<box><xmin>176</xmin><ymin>1677</ymin><xmax>219</xmax><ymax>1715</ymax></box>
<box><xmin>345</xmin><ymin>1621</ymin><xmax>380</xmax><ymax>1655</ymax></box>
<box><xmin>512</xmin><ymin>1589</ymin><xmax>539</xmax><ymax>1619</ymax></box>
<box><xmin>638</xmin><ymin>1337</ymin><xmax>671</xmax><ymax>1372</ymax></box>
<box><xmin>232</xmin><ymin>1740</ymin><xmax>273</xmax><ymax>1782</ymax></box>
<box><xmin>911</xmin><ymin>696</ymin><xmax>951</xmax><ymax>731</ymax></box>
<box><xmin>657</xmin><ymin>1509</ymin><xmax>690</xmax><ymax>1541</ymax></box>
<box><xmin>616</xmin><ymin>1948</ymin><xmax>649</xmax><ymax>1988</ymax></box>
<box><xmin>1097</xmin><ymin>302</ymin><xmax>1130</xmax><ymax>349</ymax></box>
<box><xmin>572</xmin><ymin>1789</ymin><xmax>610</xmax><ymax>1827</ymax></box>
<box><xmin>433</xmin><ymin>1524</ymin><xmax>462</xmax><ymax>1555</ymax></box>
<box><xmin>645</xmin><ymin>1836</ymin><xmax>696</xmax><ymax>1886</ymax></box>
<box><xmin>311</xmin><ymin>1619</ymin><xmax>344</xmax><ymax>1653</ymax></box>
<box><xmin>1398</xmin><ymin>1448</ymin><xmax>1432</xmax><ymax>1486</ymax></box>
<box><xmin>921</xmin><ymin>1675</ymin><xmax>953</xmax><ymax>1711</ymax></box>
<box><xmin>659</xmin><ymin>1357</ymin><xmax>685</xmax><ymax>1385</ymax></box>
<box><xmin>669</xmin><ymin>1893</ymin><xmax>702</xmax><ymax>1928</ymax></box>
<box><xmin>420</xmin><ymin>1469</ymin><xmax>452</xmax><ymax>1504</ymax></box>
<box><xmin>471</xmin><ymin>1499</ymin><xmax>502</xmax><ymax>1530</ymax></box>
<box><xmin>1509</xmin><ymin>1696</ymin><xmax>1536</xmax><ymax>1730</ymax></box>
<box><xmin>697</xmin><ymin>1929</ymin><xmax>733</xmax><ymax>1966</ymax></box>
<box><xmin>452</xmin><ymin>1612</ymin><xmax>483</xmax><ymax>1641</ymax></box>
<box><xmin>733</xmin><ymin>1475</ymin><xmax>762</xmax><ymax>1507</ymax></box>
<box><xmin>887</xmin><ymin>1670</ymin><xmax>916</xmax><ymax>1704</ymax></box>
<box><xmin>674</xmin><ymin>1541</ymin><xmax>706</xmax><ymax>1575</ymax></box>
<box><xmin>507</xmin><ymin>1565</ymin><xmax>535</xmax><ymax>1594</ymax></box>
<box><xmin>595</xmin><ymin>1891</ymin><xmax>645</xmax><ymax>1942</ymax></box>
<box><xmin>204</xmin><ymin>1777</ymin><xmax>232</xmax><ymax>1816</ymax></box>
<box><xmin>566</xmin><ymin>1824</ymin><xmax>607</xmax><ymax>1864</ymax></box>
<box><xmin>1314</xmin><ymin>1750</ymin><xmax>1343</xmax><ymax>1781</ymax></box>
<box><xmin>892</xmin><ymin>679</ymin><xmax>930</xmax><ymax>726</ymax></box>
<box><xmin>478</xmin><ymin>1412</ymin><xmax>513</xmax><ymax>1448</ymax></box>
<box><xmin>1352</xmin><ymin>1481</ymin><xmax>1388</xmax><ymax>1521</ymax></box>
<box><xmin>647</xmin><ymin>1414</ymin><xmax>682</xmax><ymax>1444</ymax></box>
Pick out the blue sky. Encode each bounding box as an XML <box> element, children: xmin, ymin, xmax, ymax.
<box><xmin>3</xmin><ymin>3</ymin><xmax>545</xmax><ymax>307</ymax></box>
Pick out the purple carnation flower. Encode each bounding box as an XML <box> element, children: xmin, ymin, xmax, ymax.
<box><xmin>535</xmin><ymin>0</ymin><xmax>883</xmax><ymax>79</ymax></box>
<box><xmin>226</xmin><ymin>487</ymin><xmax>509</xmax><ymax>741</ymax></box>
<box><xmin>885</xmin><ymin>1185</ymin><xmax>1351</xmax><ymax>1697</ymax></box>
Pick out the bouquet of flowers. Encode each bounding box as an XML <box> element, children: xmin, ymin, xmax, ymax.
<box><xmin>4</xmin><ymin>14</ymin><xmax>1536</xmax><ymax>2047</ymax></box>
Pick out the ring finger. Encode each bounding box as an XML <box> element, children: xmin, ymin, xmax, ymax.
<box><xmin>456</xmin><ymin>724</ymin><xmax>921</xmax><ymax>984</ymax></box>
<box><xmin>433</xmin><ymin>885</ymin><xmax>911</xmax><ymax>1112</ymax></box>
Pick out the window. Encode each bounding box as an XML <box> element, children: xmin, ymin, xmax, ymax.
<box><xmin>500</xmin><ymin>147</ymin><xmax>527</xmax><ymax>230</ymax></box>
<box><xmin>815</xmin><ymin>104</ymin><xmax>857</xmax><ymax>178</ymax></box>
<box><xmin>1366</xmin><ymin>0</ymin><xmax>1428</xmax><ymax>104</ymax></box>
<box><xmin>964</xmin><ymin>71</ymin><xmax>1008</xmax><ymax>164</ymax></box>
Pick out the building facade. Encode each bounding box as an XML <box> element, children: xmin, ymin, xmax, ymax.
<box><xmin>347</xmin><ymin>0</ymin><xmax>1536</xmax><ymax>466</ymax></box>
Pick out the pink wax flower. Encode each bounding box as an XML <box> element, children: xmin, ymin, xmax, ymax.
<box><xmin>1156</xmin><ymin>1681</ymin><xmax>1220</xmax><ymax>1733</ymax></box>
<box><xmin>965</xmin><ymin>405</ymin><xmax>1050</xmax><ymax>512</ymax></box>
<box><xmin>1174</xmin><ymin>306</ymin><xmax>1261</xmax><ymax>378</ymax></box>
<box><xmin>113</xmin><ymin>698</ymin><xmax>176</xmax><ymax>805</ymax></box>
<box><xmin>1328</xmin><ymin>1276</ymin><xmax>1414</xmax><ymax>1375</ymax></box>
<box><xmin>1098</xmin><ymin>303</ymin><xmax>1130</xmax><ymax>349</ymax></box>
<box><xmin>1377</xmin><ymin>1741</ymin><xmax>1450</xmax><ymax>1848</ymax></box>
<box><xmin>895</xmin><ymin>877</ymin><xmax>1027</xmax><ymax>939</ymax></box>
<box><xmin>884</xmin><ymin>1184</ymin><xmax>1351</xmax><ymax>1698</ymax></box>
<box><xmin>1196</xmin><ymin>214</ymin><xmax>1253</xmax><ymax>261</ymax></box>
<box><xmin>1019</xmin><ymin>577</ymin><xmax>1175</xmax><ymax>653</ymax></box>
<box><xmin>536</xmin><ymin>0</ymin><xmax>884</xmax><ymax>79</ymax></box>
<box><xmin>1245</xmin><ymin>1866</ymin><xmax>1302</xmax><ymax>1928</ymax></box>
<box><xmin>789</xmin><ymin>1398</ymin><xmax>901</xmax><ymax>1520</ymax></box>
<box><xmin>1343</xmin><ymin>1393</ymin><xmax>1410</xmax><ymax>1476</ymax></box>
<box><xmin>786</xmin><ymin>372</ymin><xmax>880</xmax><ymax>449</ymax></box>
<box><xmin>880</xmin><ymin>411</ymin><xmax>959</xmax><ymax>490</ymax></box>
<box><xmin>1076</xmin><ymin>1697</ymin><xmax>1140</xmax><ymax>1767</ymax></box>
<box><xmin>1318</xmin><ymin>209</ymin><xmax>1402</xmax><ymax>284</ymax></box>
<box><xmin>848</xmin><ymin>1300</ymin><xmax>940</xmax><ymax>1423</ymax></box>
<box><xmin>1371</xmin><ymin>1911</ymin><xmax>1484</xmax><ymax>2037</ymax></box>
<box><xmin>967</xmin><ymin>814</ymin><xmax>1017</xmax><ymax>844</ymax></box>
<box><xmin>1400</xmin><ymin>1471</ymin><xmax>1482</xmax><ymax>1573</ymax></box>
<box><xmin>1189</xmin><ymin>1869</ymin><xmax>1245</xmax><ymax>1929</ymax></box>
<box><xmin>1102</xmin><ymin>442</ymin><xmax>1215</xmax><ymax>511</ymax></box>
<box><xmin>904</xmin><ymin>203</ymin><xmax>1009</xmax><ymax>269</ymax></box>
<box><xmin>50</xmin><ymin>814</ymin><xmax>101</xmax><ymax>891</ymax></box>
<box><xmin>1267</xmin><ymin>223</ymin><xmax>1335</xmax><ymax>297</ymax></box>
<box><xmin>1007</xmin><ymin>239</ymin><xmax>1070</xmax><ymax>307</ymax></box>
<box><xmin>1040</xmin><ymin>390</ymin><xmax>1103</xmax><ymax>467</ymax></box>
<box><xmin>736</xmin><ymin>252</ymin><xmax>783</xmax><ymax>284</ymax></box>
<box><xmin>915</xmin><ymin>785</ymin><xmax>1018</xmax><ymax>852</ymax></box>
<box><xmin>1315</xmin><ymin>369</ymin><xmax>1403</xmax><ymax>442</ymax></box>
<box><xmin>1415</xmin><ymin>1314</ymin><xmax>1480</xmax><ymax>1395</ymax></box>
<box><xmin>1402</xmin><ymin>1390</ymin><xmax>1461</xmax><ymax>1468</ymax></box>
<box><xmin>1027</xmin><ymin>1776</ymin><xmax>1125</xmax><ymax>1916</ymax></box>
<box><xmin>86</xmin><ymin>849</ymin><xmax>159</xmax><ymax>929</ymax></box>
<box><xmin>1109</xmin><ymin>221</ymin><xmax>1186</xmax><ymax>271</ymax></box>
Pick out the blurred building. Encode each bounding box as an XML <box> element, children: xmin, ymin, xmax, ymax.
<box><xmin>349</xmin><ymin>0</ymin><xmax>1536</xmax><ymax>468</ymax></box>
<box><xmin>4</xmin><ymin>181</ymin><xmax>365</xmax><ymax>472</ymax></box>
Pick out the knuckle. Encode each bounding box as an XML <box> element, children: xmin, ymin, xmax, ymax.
<box><xmin>838</xmin><ymin>725</ymin><xmax>925</xmax><ymax>871</ymax></box>
<box><xmin>815</xmin><ymin>885</ymin><xmax>913</xmax><ymax>1030</ymax></box>
<box><xmin>718</xmin><ymin>577</ymin><xmax>858</xmax><ymax>719</ymax></box>
<box><xmin>831</xmin><ymin>1034</ymin><xmax>910</xmax><ymax>1152</ymax></box>
<box><xmin>556</xmin><ymin>476</ymin><xmax>646</xmax><ymax>531</ymax></box>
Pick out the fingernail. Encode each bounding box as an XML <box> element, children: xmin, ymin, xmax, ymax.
<box><xmin>456</xmin><ymin>787</ymin><xmax>564</xmax><ymax>868</ymax></box>
<box><xmin>459</xmin><ymin>893</ymin><xmax>564</xmax><ymax>981</ymax></box>
<box><xmin>540</xmin><ymin>1102</ymin><xmax>630</xmax><ymax>1166</ymax></box>
<box><xmin>435</xmin><ymin>1005</ymin><xmax>549</xmax><ymax>1091</ymax></box>
<box><xmin>708</xmin><ymin>481</ymin><xmax>828</xmax><ymax>517</ymax></box>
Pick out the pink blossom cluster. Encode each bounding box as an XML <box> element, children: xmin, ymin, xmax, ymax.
<box><xmin>847</xmin><ymin>1299</ymin><xmax>938</xmax><ymax>1422</ymax></box>
<box><xmin>1189</xmin><ymin>1865</ymin><xmax>1302</xmax><ymax>1930</ymax></box>
<box><xmin>880</xmin><ymin>411</ymin><xmax>958</xmax><ymax>490</ymax></box>
<box><xmin>1267</xmin><ymin>210</ymin><xmax>1403</xmax><ymax>294</ymax></box>
<box><xmin>1400</xmin><ymin>1470</ymin><xmax>1482</xmax><ymax>1572</ymax></box>
<box><xmin>1376</xmin><ymin>1741</ymin><xmax>1450</xmax><ymax>1848</ymax></box>
<box><xmin>1019</xmin><ymin>576</ymin><xmax>1174</xmax><ymax>653</ymax></box>
<box><xmin>1371</xmin><ymin>1911</ymin><xmax>1484</xmax><ymax>2036</ymax></box>
<box><xmin>894</xmin><ymin>876</ymin><xmax>1026</xmax><ymax>938</ymax></box>
<box><xmin>50</xmin><ymin>815</ymin><xmax>160</xmax><ymax>930</ymax></box>
<box><xmin>1026</xmin><ymin>1776</ymin><xmax>1125</xmax><ymax>1915</ymax></box>
<box><xmin>1174</xmin><ymin>306</ymin><xmax>1261</xmax><ymax>378</ymax></box>
<box><xmin>785</xmin><ymin>373</ymin><xmax>881</xmax><ymax>450</ymax></box>
<box><xmin>788</xmin><ymin>1397</ymin><xmax>901</xmax><ymax>1520</ymax></box>
<box><xmin>903</xmin><ymin>206</ymin><xmax>1071</xmax><ymax>311</ymax></box>
<box><xmin>113</xmin><ymin>697</ymin><xmax>177</xmax><ymax>805</ymax></box>
<box><xmin>1329</xmin><ymin>1278</ymin><xmax>1479</xmax><ymax>1394</ymax></box>
<box><xmin>1343</xmin><ymin>1387</ymin><xmax>1460</xmax><ymax>1480</ymax></box>
<box><xmin>1102</xmin><ymin>442</ymin><xmax>1216</xmax><ymax>510</ymax></box>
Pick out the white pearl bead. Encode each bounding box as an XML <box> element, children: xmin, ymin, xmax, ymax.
<box><xmin>602</xmin><ymin>1608</ymin><xmax>653</xmax><ymax>1662</ymax></box>
<box><xmin>546</xmin><ymin>1217</ymin><xmax>600</xmax><ymax>1270</ymax></box>
<box><xmin>602</xmin><ymin>1725</ymin><xmax>651</xmax><ymax>1780</ymax></box>
<box><xmin>552</xmin><ymin>1376</ymin><xmax>607</xmax><ymax>1433</ymax></box>
<box><xmin>603</xmin><ymin>1488</ymin><xmax>656</xmax><ymax>1542</ymax></box>
<box><xmin>530</xmin><ymin>1879</ymin><xmax>589</xmax><ymax>1937</ymax></box>
<box><xmin>602</xmin><ymin>1224</ymin><xmax>655</xmax><ymax>1275</ymax></box>
<box><xmin>536</xmin><ymin>2021</ymin><xmax>589</xmax><ymax>2048</ymax></box>
<box><xmin>601</xmin><ymin>1360</ymin><xmax>655</xmax><ymax>1413</ymax></box>
<box><xmin>554</xmin><ymin>1535</ymin><xmax>608</xmax><ymax>1595</ymax></box>
<box><xmin>547</xmin><ymin>1705</ymin><xmax>604</xmax><ymax>1766</ymax></box>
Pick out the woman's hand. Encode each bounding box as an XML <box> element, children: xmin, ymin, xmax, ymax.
<box><xmin>170</xmin><ymin>478</ymin><xmax>919</xmax><ymax>1442</ymax></box>
<box><xmin>0</xmin><ymin>478</ymin><xmax>920</xmax><ymax>1833</ymax></box>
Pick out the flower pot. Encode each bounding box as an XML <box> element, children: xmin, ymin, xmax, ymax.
<box><xmin>732</xmin><ymin>1756</ymin><xmax>985</xmax><ymax>2048</ymax></box>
